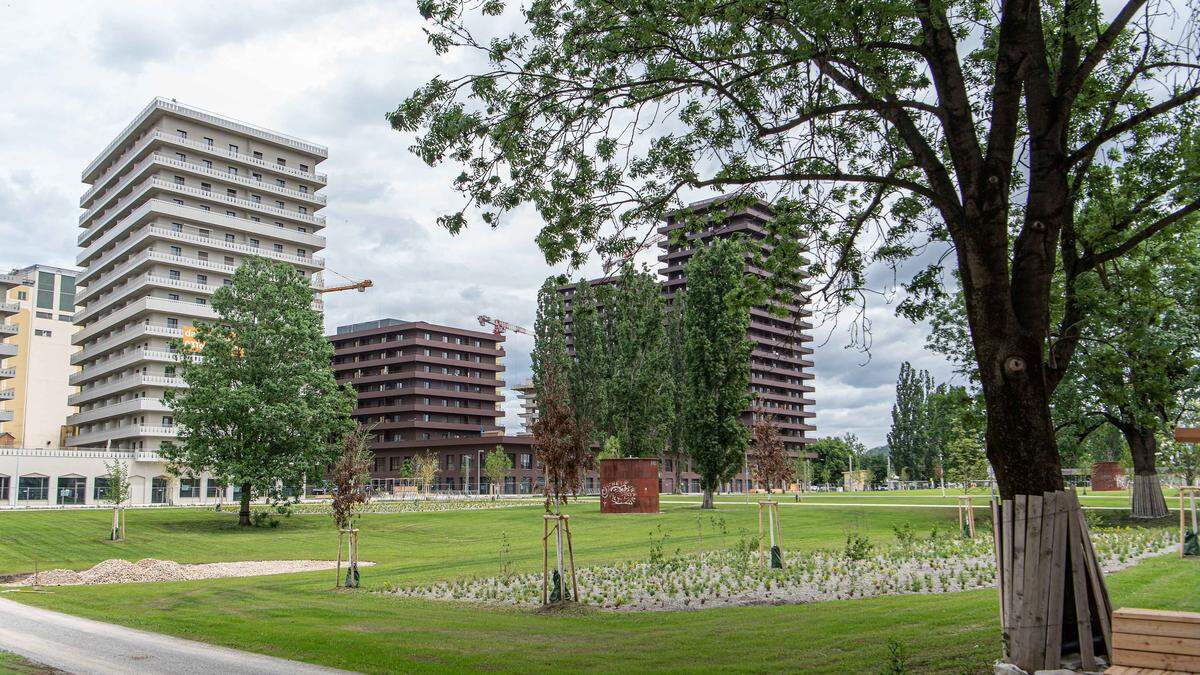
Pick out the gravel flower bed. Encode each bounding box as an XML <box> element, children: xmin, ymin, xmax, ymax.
<box><xmin>283</xmin><ymin>498</ymin><xmax>542</xmax><ymax>516</ymax></box>
<box><xmin>8</xmin><ymin>558</ymin><xmax>375</xmax><ymax>587</ymax></box>
<box><xmin>387</xmin><ymin>526</ymin><xmax>1176</xmax><ymax>612</ymax></box>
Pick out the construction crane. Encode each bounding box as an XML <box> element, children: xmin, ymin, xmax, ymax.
<box><xmin>477</xmin><ymin>315</ymin><xmax>532</xmax><ymax>336</ymax></box>
<box><xmin>317</xmin><ymin>279</ymin><xmax>373</xmax><ymax>293</ymax></box>
<box><xmin>602</xmin><ymin>233</ymin><xmax>667</xmax><ymax>275</ymax></box>
<box><xmin>315</xmin><ymin>268</ymin><xmax>373</xmax><ymax>294</ymax></box>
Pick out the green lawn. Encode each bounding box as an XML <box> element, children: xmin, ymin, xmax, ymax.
<box><xmin>1</xmin><ymin>498</ymin><xmax>1196</xmax><ymax>673</ymax></box>
<box><xmin>0</xmin><ymin>651</ymin><xmax>57</xmax><ymax>675</ymax></box>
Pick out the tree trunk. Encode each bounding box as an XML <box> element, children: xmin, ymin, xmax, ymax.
<box><xmin>976</xmin><ymin>340</ymin><xmax>1065</xmax><ymax>499</ymax></box>
<box><xmin>674</xmin><ymin>452</ymin><xmax>683</xmax><ymax>494</ymax></box>
<box><xmin>700</xmin><ymin>488</ymin><xmax>714</xmax><ymax>509</ymax></box>
<box><xmin>1122</xmin><ymin>424</ymin><xmax>1169</xmax><ymax>519</ymax></box>
<box><xmin>238</xmin><ymin>482</ymin><xmax>252</xmax><ymax>527</ymax></box>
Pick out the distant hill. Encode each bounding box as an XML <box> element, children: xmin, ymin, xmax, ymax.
<box><xmin>864</xmin><ymin>445</ymin><xmax>890</xmax><ymax>458</ymax></box>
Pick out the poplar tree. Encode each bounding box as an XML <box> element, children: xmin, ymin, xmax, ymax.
<box><xmin>887</xmin><ymin>363</ymin><xmax>929</xmax><ymax>480</ymax></box>
<box><xmin>606</xmin><ymin>264</ymin><xmax>673</xmax><ymax>457</ymax></box>
<box><xmin>568</xmin><ymin>278</ymin><xmax>610</xmax><ymax>440</ymax></box>
<box><xmin>679</xmin><ymin>239</ymin><xmax>754</xmax><ymax>509</ymax></box>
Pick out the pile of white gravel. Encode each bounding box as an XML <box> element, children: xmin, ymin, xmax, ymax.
<box><xmin>11</xmin><ymin>558</ymin><xmax>372</xmax><ymax>587</ymax></box>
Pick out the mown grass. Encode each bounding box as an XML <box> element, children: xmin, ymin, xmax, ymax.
<box><xmin>1</xmin><ymin>496</ymin><xmax>1195</xmax><ymax>673</ymax></box>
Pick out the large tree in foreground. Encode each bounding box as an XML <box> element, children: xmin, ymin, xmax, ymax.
<box><xmin>679</xmin><ymin>239</ymin><xmax>754</xmax><ymax>509</ymax></box>
<box><xmin>392</xmin><ymin>0</ymin><xmax>1198</xmax><ymax>502</ymax></box>
<box><xmin>163</xmin><ymin>258</ymin><xmax>355</xmax><ymax>526</ymax></box>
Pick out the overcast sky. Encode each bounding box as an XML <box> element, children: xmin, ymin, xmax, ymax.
<box><xmin>0</xmin><ymin>1</ymin><xmax>961</xmax><ymax>447</ymax></box>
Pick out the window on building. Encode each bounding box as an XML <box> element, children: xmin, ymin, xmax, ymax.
<box><xmin>520</xmin><ymin>453</ymin><xmax>532</xmax><ymax>470</ymax></box>
<box><xmin>296</xmin><ymin>248</ymin><xmax>306</xmax><ymax>257</ymax></box>
<box><xmin>249</xmin><ymin>239</ymin><xmax>259</xmax><ymax>248</ymax></box>
<box><xmin>151</xmin><ymin>477</ymin><xmax>168</xmax><ymax>504</ymax></box>
<box><xmin>174</xmin><ymin>175</ymin><xmax>185</xmax><ymax>185</ymax></box>
<box><xmin>253</xmin><ymin>172</ymin><xmax>262</xmax><ymax>181</ymax></box>
<box><xmin>299</xmin><ymin>185</ymin><xmax>308</xmax><ymax>193</ymax></box>
<box><xmin>504</xmin><ymin>476</ymin><xmax>516</xmax><ymax>494</ymax></box>
<box><xmin>196</xmin><ymin>274</ymin><xmax>207</xmax><ymax>285</ymax></box>
<box><xmin>228</xmin><ymin>166</ymin><xmax>238</xmax><ymax>176</ymax></box>
<box><xmin>177</xmin><ymin>129</ymin><xmax>187</xmax><ymax>139</ymax></box>
<box><xmin>273</xmin><ymin>244</ymin><xmax>283</xmax><ymax>253</ymax></box>
<box><xmin>227</xmin><ymin>189</ymin><xmax>237</xmax><ymax>198</ymax></box>
<box><xmin>520</xmin><ymin>476</ymin><xmax>532</xmax><ymax>494</ymax></box>
<box><xmin>179</xmin><ymin>478</ymin><xmax>201</xmax><ymax>498</ymax></box>
<box><xmin>224</xmin><ymin>256</ymin><xmax>234</xmax><ymax>265</ymax></box>
<box><xmin>203</xmin><ymin>136</ymin><xmax>213</xmax><ymax>146</ymax></box>
<box><xmin>166</xmin><ymin>317</ymin><xmax>179</xmax><ymax>328</ymax></box>
<box><xmin>57</xmin><ymin>477</ymin><xmax>86</xmax><ymax>505</ymax></box>
<box><xmin>176</xmin><ymin>152</ymin><xmax>186</xmax><ymax>162</ymax></box>
<box><xmin>33</xmin><ymin>329</ymin><xmax>52</xmax><ymax>337</ymax></box>
<box><xmin>253</xmin><ymin>151</ymin><xmax>263</xmax><ymax>159</ymax></box>
<box><xmin>276</xmin><ymin>178</ymin><xmax>285</xmax><ymax>188</ymax></box>
<box><xmin>298</xmin><ymin>206</ymin><xmax>307</xmax><ymax>215</ymax></box>
<box><xmin>200</xmin><ymin>182</ymin><xmax>210</xmax><ymax>192</ymax></box>
<box><xmin>226</xmin><ymin>210</ymin><xmax>235</xmax><ymax>217</ymax></box>
<box><xmin>170</xmin><ymin>246</ymin><xmax>182</xmax><ymax>256</ymax></box>
<box><xmin>18</xmin><ymin>476</ymin><xmax>48</xmax><ymax>501</ymax></box>
<box><xmin>299</xmin><ymin>163</ymin><xmax>308</xmax><ymax>172</ymax></box>
<box><xmin>251</xmin><ymin>194</ymin><xmax>261</xmax><ymax>203</ymax></box>
<box><xmin>276</xmin><ymin>157</ymin><xmax>286</xmax><ymax>166</ymax></box>
<box><xmin>225</xmin><ymin>233</ymin><xmax>235</xmax><ymax>243</ymax></box>
<box><xmin>168</xmin><ymin>270</ymin><xmax>181</xmax><ymax>280</ymax></box>
<box><xmin>0</xmin><ymin>476</ymin><xmax>8</xmax><ymax>500</ymax></box>
<box><xmin>173</xmin><ymin>198</ymin><xmax>184</xmax><ymax>205</ymax></box>
<box><xmin>91</xmin><ymin>477</ymin><xmax>110</xmax><ymax>501</ymax></box>
<box><xmin>36</xmin><ymin>271</ymin><xmax>54</xmax><ymax>309</ymax></box>
<box><xmin>168</xmin><ymin>293</ymin><xmax>180</xmax><ymax>301</ymax></box>
<box><xmin>163</xmin><ymin>416</ymin><xmax>174</xmax><ymax>426</ymax></box>
<box><xmin>165</xmin><ymin>365</ymin><xmax>176</xmax><ymax>377</ymax></box>
<box><xmin>195</xmin><ymin>297</ymin><xmax>206</xmax><ymax>305</ymax></box>
<box><xmin>57</xmin><ymin>314</ymin><xmax>71</xmax><ymax>322</ymax></box>
<box><xmin>444</xmin><ymin>455</ymin><xmax>455</xmax><ymax>471</ymax></box>
<box><xmin>228</xmin><ymin>144</ymin><xmax>238</xmax><ymax>154</ymax></box>
<box><xmin>205</xmin><ymin>479</ymin><xmax>224</xmax><ymax>498</ymax></box>
<box><xmin>17</xmin><ymin>290</ymin><xmax>26</xmax><ymax>300</ymax></box>
<box><xmin>200</xmin><ymin>204</ymin><xmax>210</xmax><ymax>211</ymax></box>
<box><xmin>275</xmin><ymin>200</ymin><xmax>284</xmax><ymax>209</ymax></box>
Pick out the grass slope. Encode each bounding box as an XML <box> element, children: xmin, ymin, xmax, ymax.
<box><xmin>1</xmin><ymin>499</ymin><xmax>1196</xmax><ymax>673</ymax></box>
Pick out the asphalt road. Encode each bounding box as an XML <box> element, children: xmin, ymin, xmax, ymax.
<box><xmin>0</xmin><ymin>596</ymin><xmax>352</xmax><ymax>675</ymax></box>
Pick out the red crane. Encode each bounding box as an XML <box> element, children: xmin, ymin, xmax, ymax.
<box><xmin>477</xmin><ymin>315</ymin><xmax>532</xmax><ymax>336</ymax></box>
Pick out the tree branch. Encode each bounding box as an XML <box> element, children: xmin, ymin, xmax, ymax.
<box><xmin>1067</xmin><ymin>87</ymin><xmax>1200</xmax><ymax>166</ymax></box>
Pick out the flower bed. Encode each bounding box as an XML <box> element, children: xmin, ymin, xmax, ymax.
<box><xmin>386</xmin><ymin>526</ymin><xmax>1176</xmax><ymax>612</ymax></box>
<box><xmin>269</xmin><ymin>497</ymin><xmax>543</xmax><ymax>517</ymax></box>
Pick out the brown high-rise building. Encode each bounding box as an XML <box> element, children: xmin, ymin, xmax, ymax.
<box><xmin>658</xmin><ymin>197</ymin><xmax>816</xmax><ymax>451</ymax></box>
<box><xmin>329</xmin><ymin>319</ymin><xmax>540</xmax><ymax>494</ymax></box>
<box><xmin>554</xmin><ymin>197</ymin><xmax>815</xmax><ymax>491</ymax></box>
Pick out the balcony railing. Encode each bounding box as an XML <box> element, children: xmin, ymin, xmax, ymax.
<box><xmin>0</xmin><ymin>301</ymin><xmax>19</xmax><ymax>315</ymax></box>
<box><xmin>0</xmin><ymin>324</ymin><xmax>17</xmax><ymax>335</ymax></box>
<box><xmin>66</xmin><ymin>424</ymin><xmax>178</xmax><ymax>448</ymax></box>
<box><xmin>74</xmin><ymin>296</ymin><xmax>217</xmax><ymax>345</ymax></box>
<box><xmin>80</xmin><ymin>176</ymin><xmax>325</xmax><ymax>246</ymax></box>
<box><xmin>68</xmin><ymin>396</ymin><xmax>172</xmax><ymax>426</ymax></box>
<box><xmin>72</xmin><ymin>323</ymin><xmax>182</xmax><ymax>362</ymax></box>
<box><xmin>71</xmin><ymin>348</ymin><xmax>190</xmax><ymax>386</ymax></box>
<box><xmin>76</xmin><ymin>249</ymin><xmax>237</xmax><ymax>305</ymax></box>
<box><xmin>74</xmin><ymin>273</ymin><xmax>220</xmax><ymax>325</ymax></box>
<box><xmin>83</xmin><ymin>129</ymin><xmax>327</xmax><ymax>205</ymax></box>
<box><xmin>84</xmin><ymin>97</ymin><xmax>326</xmax><ymax>181</ymax></box>
<box><xmin>0</xmin><ymin>368</ymin><xmax>15</xmax><ymax>379</ymax></box>
<box><xmin>79</xmin><ymin>217</ymin><xmax>324</xmax><ymax>283</ymax></box>
<box><xmin>69</xmin><ymin>374</ymin><xmax>186</xmax><ymax>406</ymax></box>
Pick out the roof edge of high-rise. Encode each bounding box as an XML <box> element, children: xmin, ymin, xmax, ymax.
<box><xmin>83</xmin><ymin>97</ymin><xmax>329</xmax><ymax>183</ymax></box>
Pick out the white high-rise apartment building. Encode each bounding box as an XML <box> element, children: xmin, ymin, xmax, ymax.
<box><xmin>68</xmin><ymin>98</ymin><xmax>328</xmax><ymax>454</ymax></box>
<box><xmin>0</xmin><ymin>271</ymin><xmax>33</xmax><ymax>437</ymax></box>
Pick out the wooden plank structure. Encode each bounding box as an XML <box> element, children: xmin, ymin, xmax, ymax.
<box><xmin>957</xmin><ymin>495</ymin><xmax>977</xmax><ymax>538</ymax></box>
<box><xmin>1106</xmin><ymin>608</ymin><xmax>1200</xmax><ymax>674</ymax></box>
<box><xmin>994</xmin><ymin>491</ymin><xmax>1112</xmax><ymax>672</ymax></box>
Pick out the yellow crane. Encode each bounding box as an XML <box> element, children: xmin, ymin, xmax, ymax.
<box><xmin>317</xmin><ymin>279</ymin><xmax>373</xmax><ymax>293</ymax></box>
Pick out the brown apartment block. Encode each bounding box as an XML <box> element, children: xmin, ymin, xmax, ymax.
<box><xmin>557</xmin><ymin>197</ymin><xmax>816</xmax><ymax>493</ymax></box>
<box><xmin>329</xmin><ymin>319</ymin><xmax>547</xmax><ymax>495</ymax></box>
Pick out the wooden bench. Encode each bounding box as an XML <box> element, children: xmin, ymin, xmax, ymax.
<box><xmin>1107</xmin><ymin>608</ymin><xmax>1200</xmax><ymax>674</ymax></box>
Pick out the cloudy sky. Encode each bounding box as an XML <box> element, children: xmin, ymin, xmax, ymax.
<box><xmin>0</xmin><ymin>0</ymin><xmax>960</xmax><ymax>447</ymax></box>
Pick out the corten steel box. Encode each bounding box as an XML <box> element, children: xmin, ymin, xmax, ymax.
<box><xmin>1091</xmin><ymin>461</ymin><xmax>1127</xmax><ymax>491</ymax></box>
<box><xmin>600</xmin><ymin>458</ymin><xmax>660</xmax><ymax>514</ymax></box>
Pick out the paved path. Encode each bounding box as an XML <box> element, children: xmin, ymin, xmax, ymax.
<box><xmin>0</xmin><ymin>596</ymin><xmax>351</xmax><ymax>675</ymax></box>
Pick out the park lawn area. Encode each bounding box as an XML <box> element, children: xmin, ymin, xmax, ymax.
<box><xmin>652</xmin><ymin>487</ymin><xmax>1184</xmax><ymax>509</ymax></box>
<box><xmin>1</xmin><ymin>500</ymin><xmax>1196</xmax><ymax>673</ymax></box>
<box><xmin>0</xmin><ymin>651</ymin><xmax>56</xmax><ymax>675</ymax></box>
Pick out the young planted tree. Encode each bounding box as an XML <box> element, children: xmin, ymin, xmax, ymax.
<box><xmin>412</xmin><ymin>452</ymin><xmax>440</xmax><ymax>496</ymax></box>
<box><xmin>162</xmin><ymin>257</ymin><xmax>355</xmax><ymax>527</ymax></box>
<box><xmin>100</xmin><ymin>460</ymin><xmax>131</xmax><ymax>541</ymax></box>
<box><xmin>750</xmin><ymin>401</ymin><xmax>792</xmax><ymax>493</ymax></box>
<box><xmin>944</xmin><ymin>421</ymin><xmax>990</xmax><ymax>492</ymax></box>
<box><xmin>679</xmin><ymin>239</ymin><xmax>754</xmax><ymax>509</ymax></box>
<box><xmin>607</xmin><ymin>264</ymin><xmax>674</xmax><ymax>457</ymax></box>
<box><xmin>483</xmin><ymin>446</ymin><xmax>513</xmax><ymax>499</ymax></box>
<box><xmin>330</xmin><ymin>424</ymin><xmax>373</xmax><ymax>588</ymax></box>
